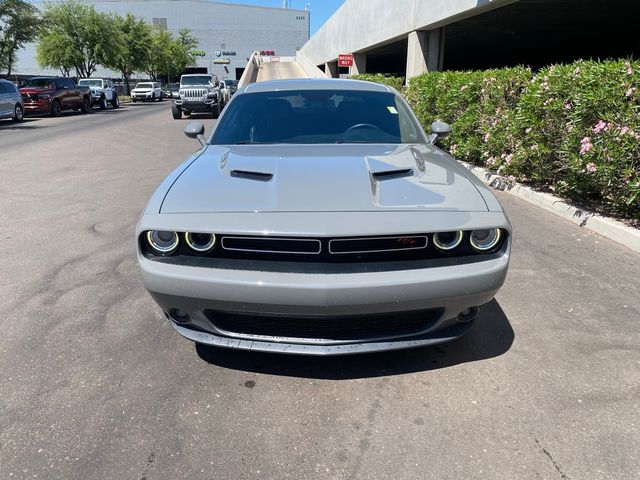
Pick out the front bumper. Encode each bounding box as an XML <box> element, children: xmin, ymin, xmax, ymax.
<box><xmin>23</xmin><ymin>100</ymin><xmax>51</xmax><ymax>114</ymax></box>
<box><xmin>139</xmin><ymin>249</ymin><xmax>509</xmax><ymax>354</ymax></box>
<box><xmin>174</xmin><ymin>99</ymin><xmax>217</xmax><ymax>111</ymax></box>
<box><xmin>132</xmin><ymin>92</ymin><xmax>153</xmax><ymax>100</ymax></box>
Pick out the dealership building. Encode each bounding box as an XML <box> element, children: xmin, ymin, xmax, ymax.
<box><xmin>15</xmin><ymin>0</ymin><xmax>310</xmax><ymax>80</ymax></box>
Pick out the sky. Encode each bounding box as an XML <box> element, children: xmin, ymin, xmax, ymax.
<box><xmin>215</xmin><ymin>0</ymin><xmax>346</xmax><ymax>35</ymax></box>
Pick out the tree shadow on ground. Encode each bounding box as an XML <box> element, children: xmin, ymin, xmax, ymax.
<box><xmin>196</xmin><ymin>299</ymin><xmax>514</xmax><ymax>379</ymax></box>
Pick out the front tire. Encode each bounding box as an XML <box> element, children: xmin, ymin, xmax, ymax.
<box><xmin>13</xmin><ymin>104</ymin><xmax>24</xmax><ymax>122</ymax></box>
<box><xmin>171</xmin><ymin>103</ymin><xmax>182</xmax><ymax>119</ymax></box>
<box><xmin>212</xmin><ymin>102</ymin><xmax>221</xmax><ymax>119</ymax></box>
<box><xmin>157</xmin><ymin>93</ymin><xmax>162</xmax><ymax>102</ymax></box>
<box><xmin>132</xmin><ymin>97</ymin><xmax>138</xmax><ymax>103</ymax></box>
<box><xmin>81</xmin><ymin>97</ymin><xmax>91</xmax><ymax>113</ymax></box>
<box><xmin>50</xmin><ymin>99</ymin><xmax>62</xmax><ymax>117</ymax></box>
<box><xmin>99</xmin><ymin>95</ymin><xmax>107</xmax><ymax>110</ymax></box>
<box><xmin>111</xmin><ymin>95</ymin><xmax>119</xmax><ymax>109</ymax></box>
<box><xmin>151</xmin><ymin>93</ymin><xmax>155</xmax><ymax>102</ymax></box>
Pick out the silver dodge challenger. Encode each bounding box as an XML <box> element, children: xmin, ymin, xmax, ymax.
<box><xmin>136</xmin><ymin>79</ymin><xmax>511</xmax><ymax>355</ymax></box>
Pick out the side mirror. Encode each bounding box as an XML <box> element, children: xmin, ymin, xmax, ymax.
<box><xmin>184</xmin><ymin>122</ymin><xmax>207</xmax><ymax>146</ymax></box>
<box><xmin>430</xmin><ymin>121</ymin><xmax>452</xmax><ymax>143</ymax></box>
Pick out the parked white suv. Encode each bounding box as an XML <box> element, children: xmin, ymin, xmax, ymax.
<box><xmin>131</xmin><ymin>82</ymin><xmax>162</xmax><ymax>102</ymax></box>
<box><xmin>78</xmin><ymin>78</ymin><xmax>119</xmax><ymax>109</ymax></box>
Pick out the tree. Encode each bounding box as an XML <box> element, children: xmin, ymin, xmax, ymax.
<box><xmin>0</xmin><ymin>0</ymin><xmax>41</xmax><ymax>75</ymax></box>
<box><xmin>103</xmin><ymin>14</ymin><xmax>152</xmax><ymax>94</ymax></box>
<box><xmin>37</xmin><ymin>0</ymin><xmax>123</xmax><ymax>78</ymax></box>
<box><xmin>145</xmin><ymin>27</ymin><xmax>201</xmax><ymax>81</ymax></box>
<box><xmin>144</xmin><ymin>27</ymin><xmax>174</xmax><ymax>81</ymax></box>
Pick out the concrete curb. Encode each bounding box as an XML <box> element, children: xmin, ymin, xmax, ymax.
<box><xmin>458</xmin><ymin>160</ymin><xmax>640</xmax><ymax>254</ymax></box>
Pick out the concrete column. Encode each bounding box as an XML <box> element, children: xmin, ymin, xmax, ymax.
<box><xmin>406</xmin><ymin>28</ymin><xmax>445</xmax><ymax>82</ymax></box>
<box><xmin>351</xmin><ymin>53</ymin><xmax>367</xmax><ymax>75</ymax></box>
<box><xmin>325</xmin><ymin>61</ymin><xmax>338</xmax><ymax>78</ymax></box>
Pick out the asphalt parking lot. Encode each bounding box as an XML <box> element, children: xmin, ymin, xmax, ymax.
<box><xmin>1</xmin><ymin>102</ymin><xmax>639</xmax><ymax>479</ymax></box>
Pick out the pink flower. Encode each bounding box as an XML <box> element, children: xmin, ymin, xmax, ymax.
<box><xmin>450</xmin><ymin>144</ymin><xmax>458</xmax><ymax>155</ymax></box>
<box><xmin>484</xmin><ymin>132</ymin><xmax>491</xmax><ymax>142</ymax></box>
<box><xmin>620</xmin><ymin>126</ymin><xmax>630</xmax><ymax>135</ymax></box>
<box><xmin>586</xmin><ymin>162</ymin><xmax>597</xmax><ymax>173</ymax></box>
<box><xmin>564</xmin><ymin>102</ymin><xmax>573</xmax><ymax>110</ymax></box>
<box><xmin>486</xmin><ymin>157</ymin><xmax>497</xmax><ymax>167</ymax></box>
<box><xmin>593</xmin><ymin>120</ymin><xmax>607</xmax><ymax>134</ymax></box>
<box><xmin>574</xmin><ymin>67</ymin><xmax>582</xmax><ymax>75</ymax></box>
<box><xmin>505</xmin><ymin>154</ymin><xmax>514</xmax><ymax>165</ymax></box>
<box><xmin>580</xmin><ymin>137</ymin><xmax>593</xmax><ymax>155</ymax></box>
<box><xmin>507</xmin><ymin>175</ymin><xmax>516</xmax><ymax>183</ymax></box>
<box><xmin>625</xmin><ymin>62</ymin><xmax>633</xmax><ymax>75</ymax></box>
<box><xmin>525</xmin><ymin>127</ymin><xmax>532</xmax><ymax>134</ymax></box>
<box><xmin>626</xmin><ymin>87</ymin><xmax>635</xmax><ymax>97</ymax></box>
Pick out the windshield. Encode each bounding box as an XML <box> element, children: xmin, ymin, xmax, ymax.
<box><xmin>22</xmin><ymin>78</ymin><xmax>55</xmax><ymax>88</ymax></box>
<box><xmin>78</xmin><ymin>79</ymin><xmax>102</xmax><ymax>87</ymax></box>
<box><xmin>211</xmin><ymin>89</ymin><xmax>423</xmax><ymax>145</ymax></box>
<box><xmin>136</xmin><ymin>83</ymin><xmax>153</xmax><ymax>89</ymax></box>
<box><xmin>181</xmin><ymin>76</ymin><xmax>212</xmax><ymax>86</ymax></box>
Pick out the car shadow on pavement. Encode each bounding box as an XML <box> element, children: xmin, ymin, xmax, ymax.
<box><xmin>195</xmin><ymin>299</ymin><xmax>514</xmax><ymax>379</ymax></box>
<box><xmin>0</xmin><ymin>118</ymin><xmax>41</xmax><ymax>130</ymax></box>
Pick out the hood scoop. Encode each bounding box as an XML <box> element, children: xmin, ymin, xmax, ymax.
<box><xmin>371</xmin><ymin>168</ymin><xmax>414</xmax><ymax>181</ymax></box>
<box><xmin>230</xmin><ymin>169</ymin><xmax>273</xmax><ymax>182</ymax></box>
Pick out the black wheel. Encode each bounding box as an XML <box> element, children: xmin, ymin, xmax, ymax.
<box><xmin>50</xmin><ymin>100</ymin><xmax>62</xmax><ymax>117</ymax></box>
<box><xmin>132</xmin><ymin>97</ymin><xmax>138</xmax><ymax>103</ymax></box>
<box><xmin>171</xmin><ymin>103</ymin><xmax>182</xmax><ymax>120</ymax></box>
<box><xmin>212</xmin><ymin>102</ymin><xmax>221</xmax><ymax>119</ymax></box>
<box><xmin>111</xmin><ymin>95</ymin><xmax>119</xmax><ymax>109</ymax></box>
<box><xmin>183</xmin><ymin>110</ymin><xmax>191</xmax><ymax>116</ymax></box>
<box><xmin>151</xmin><ymin>93</ymin><xmax>155</xmax><ymax>102</ymax></box>
<box><xmin>13</xmin><ymin>104</ymin><xmax>24</xmax><ymax>122</ymax></box>
<box><xmin>157</xmin><ymin>93</ymin><xmax>162</xmax><ymax>102</ymax></box>
<box><xmin>99</xmin><ymin>95</ymin><xmax>107</xmax><ymax>110</ymax></box>
<box><xmin>81</xmin><ymin>97</ymin><xmax>91</xmax><ymax>113</ymax></box>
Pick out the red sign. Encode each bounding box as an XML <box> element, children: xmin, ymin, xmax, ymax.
<box><xmin>338</xmin><ymin>54</ymin><xmax>354</xmax><ymax>67</ymax></box>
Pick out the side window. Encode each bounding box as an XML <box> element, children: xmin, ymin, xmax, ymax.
<box><xmin>0</xmin><ymin>83</ymin><xmax>7</xmax><ymax>94</ymax></box>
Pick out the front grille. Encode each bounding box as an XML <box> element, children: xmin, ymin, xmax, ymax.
<box><xmin>182</xmin><ymin>88</ymin><xmax>207</xmax><ymax>99</ymax></box>
<box><xmin>204</xmin><ymin>308</ymin><xmax>443</xmax><ymax>341</ymax></box>
<box><xmin>329</xmin><ymin>235</ymin><xmax>427</xmax><ymax>254</ymax></box>
<box><xmin>221</xmin><ymin>236</ymin><xmax>321</xmax><ymax>254</ymax></box>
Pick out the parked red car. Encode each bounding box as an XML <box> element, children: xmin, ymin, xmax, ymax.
<box><xmin>19</xmin><ymin>77</ymin><xmax>92</xmax><ymax>117</ymax></box>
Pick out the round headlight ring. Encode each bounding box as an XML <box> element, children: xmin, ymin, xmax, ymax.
<box><xmin>146</xmin><ymin>230</ymin><xmax>179</xmax><ymax>255</ymax></box>
<box><xmin>433</xmin><ymin>231</ymin><xmax>464</xmax><ymax>251</ymax></box>
<box><xmin>470</xmin><ymin>228</ymin><xmax>502</xmax><ymax>252</ymax></box>
<box><xmin>185</xmin><ymin>232</ymin><xmax>216</xmax><ymax>253</ymax></box>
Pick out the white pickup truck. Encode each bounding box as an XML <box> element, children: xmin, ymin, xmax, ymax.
<box><xmin>78</xmin><ymin>78</ymin><xmax>119</xmax><ymax>109</ymax></box>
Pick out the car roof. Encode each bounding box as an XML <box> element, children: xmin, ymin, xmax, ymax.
<box><xmin>242</xmin><ymin>78</ymin><xmax>394</xmax><ymax>94</ymax></box>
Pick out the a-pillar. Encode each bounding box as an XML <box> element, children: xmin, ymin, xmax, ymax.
<box><xmin>324</xmin><ymin>61</ymin><xmax>338</xmax><ymax>78</ymax></box>
<box><xmin>351</xmin><ymin>53</ymin><xmax>367</xmax><ymax>75</ymax></box>
<box><xmin>406</xmin><ymin>28</ymin><xmax>445</xmax><ymax>83</ymax></box>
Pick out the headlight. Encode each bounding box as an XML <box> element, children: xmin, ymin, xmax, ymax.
<box><xmin>185</xmin><ymin>232</ymin><xmax>216</xmax><ymax>253</ymax></box>
<box><xmin>207</xmin><ymin>92</ymin><xmax>216</xmax><ymax>98</ymax></box>
<box><xmin>146</xmin><ymin>230</ymin><xmax>179</xmax><ymax>255</ymax></box>
<box><xmin>433</xmin><ymin>231</ymin><xmax>464</xmax><ymax>251</ymax></box>
<box><xmin>38</xmin><ymin>94</ymin><xmax>51</xmax><ymax>100</ymax></box>
<box><xmin>470</xmin><ymin>228</ymin><xmax>502</xmax><ymax>252</ymax></box>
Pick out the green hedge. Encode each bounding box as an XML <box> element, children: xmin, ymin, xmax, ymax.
<box><xmin>350</xmin><ymin>73</ymin><xmax>405</xmax><ymax>92</ymax></box>
<box><xmin>351</xmin><ymin>61</ymin><xmax>640</xmax><ymax>219</ymax></box>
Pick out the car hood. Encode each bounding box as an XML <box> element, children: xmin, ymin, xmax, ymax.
<box><xmin>19</xmin><ymin>87</ymin><xmax>54</xmax><ymax>94</ymax></box>
<box><xmin>160</xmin><ymin>144</ymin><xmax>489</xmax><ymax>214</ymax></box>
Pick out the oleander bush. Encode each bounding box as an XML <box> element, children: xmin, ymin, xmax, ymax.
<box><xmin>353</xmin><ymin>61</ymin><xmax>640</xmax><ymax>219</ymax></box>
<box><xmin>402</xmin><ymin>60</ymin><xmax>640</xmax><ymax>220</ymax></box>
<box><xmin>350</xmin><ymin>73</ymin><xmax>405</xmax><ymax>92</ymax></box>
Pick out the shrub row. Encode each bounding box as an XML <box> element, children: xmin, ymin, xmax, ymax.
<box><xmin>350</xmin><ymin>73</ymin><xmax>405</xmax><ymax>92</ymax></box>
<box><xmin>356</xmin><ymin>60</ymin><xmax>640</xmax><ymax>220</ymax></box>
